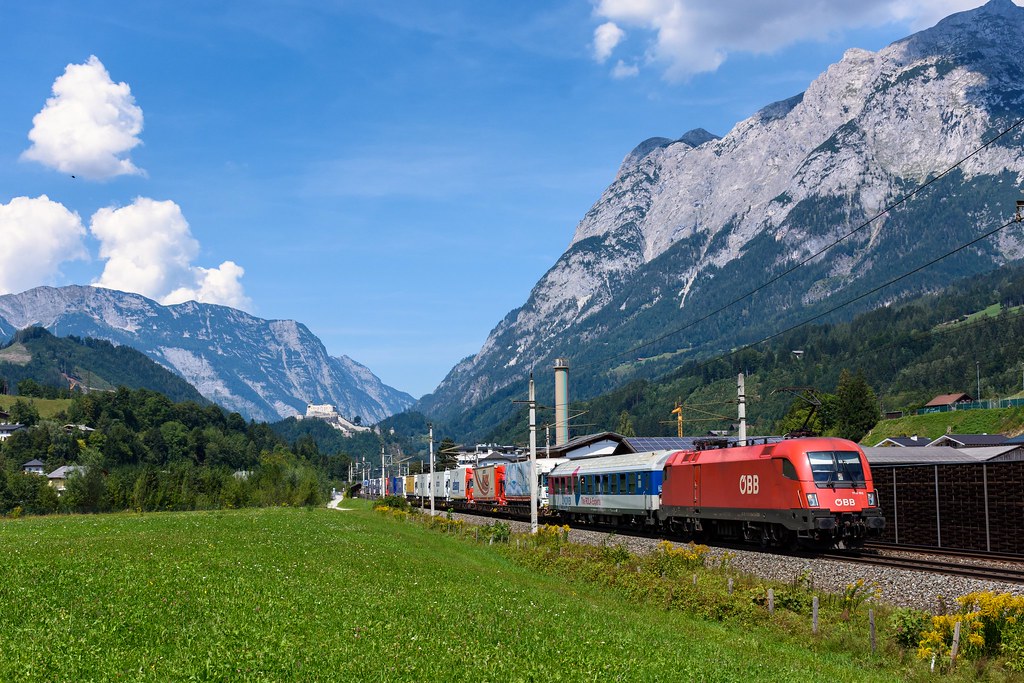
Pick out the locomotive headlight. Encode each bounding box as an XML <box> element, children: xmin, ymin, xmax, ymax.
<box><xmin>806</xmin><ymin>493</ymin><xmax>819</xmax><ymax>507</ymax></box>
<box><xmin>867</xmin><ymin>492</ymin><xmax>877</xmax><ymax>507</ymax></box>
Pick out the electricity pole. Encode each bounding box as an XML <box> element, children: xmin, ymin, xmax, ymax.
<box><xmin>529</xmin><ymin>373</ymin><xmax>538</xmax><ymax>534</ymax></box>
<box><xmin>428</xmin><ymin>423</ymin><xmax>435</xmax><ymax>517</ymax></box>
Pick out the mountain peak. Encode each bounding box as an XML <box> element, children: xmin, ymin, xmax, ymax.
<box><xmin>0</xmin><ymin>286</ymin><xmax>415</xmax><ymax>422</ymax></box>
<box><xmin>418</xmin><ymin>0</ymin><xmax>1024</xmax><ymax>434</ymax></box>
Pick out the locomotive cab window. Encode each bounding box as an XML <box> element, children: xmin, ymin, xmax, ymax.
<box><xmin>776</xmin><ymin>458</ymin><xmax>798</xmax><ymax>480</ymax></box>
<box><xmin>807</xmin><ymin>451</ymin><xmax>866</xmax><ymax>487</ymax></box>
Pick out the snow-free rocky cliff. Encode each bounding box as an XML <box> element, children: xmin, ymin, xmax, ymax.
<box><xmin>420</xmin><ymin>0</ymin><xmax>1024</xmax><ymax>426</ymax></box>
<box><xmin>0</xmin><ymin>286</ymin><xmax>415</xmax><ymax>423</ymax></box>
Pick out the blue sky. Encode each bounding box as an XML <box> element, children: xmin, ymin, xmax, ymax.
<box><xmin>0</xmin><ymin>0</ymin><xmax>991</xmax><ymax>398</ymax></box>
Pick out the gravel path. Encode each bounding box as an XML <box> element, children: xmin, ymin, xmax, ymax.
<box><xmin>448</xmin><ymin>512</ymin><xmax>1024</xmax><ymax>613</ymax></box>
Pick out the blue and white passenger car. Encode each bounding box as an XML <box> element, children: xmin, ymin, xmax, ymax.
<box><xmin>547</xmin><ymin>451</ymin><xmax>675</xmax><ymax>525</ymax></box>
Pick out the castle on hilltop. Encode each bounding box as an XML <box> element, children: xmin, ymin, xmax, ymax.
<box><xmin>297</xmin><ymin>404</ymin><xmax>372</xmax><ymax>436</ymax></box>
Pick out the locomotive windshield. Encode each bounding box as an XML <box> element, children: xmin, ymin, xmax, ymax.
<box><xmin>807</xmin><ymin>451</ymin><xmax>866</xmax><ymax>487</ymax></box>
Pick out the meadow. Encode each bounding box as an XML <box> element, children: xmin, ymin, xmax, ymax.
<box><xmin>0</xmin><ymin>504</ymin><xmax>955</xmax><ymax>681</ymax></box>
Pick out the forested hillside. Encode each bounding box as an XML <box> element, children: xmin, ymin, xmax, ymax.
<box><xmin>0</xmin><ymin>387</ymin><xmax>350</xmax><ymax>517</ymax></box>
<box><xmin>487</xmin><ymin>263</ymin><xmax>1024</xmax><ymax>444</ymax></box>
<box><xmin>0</xmin><ymin>327</ymin><xmax>207</xmax><ymax>404</ymax></box>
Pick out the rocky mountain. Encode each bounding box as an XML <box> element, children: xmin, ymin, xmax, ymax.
<box><xmin>0</xmin><ymin>286</ymin><xmax>415</xmax><ymax>423</ymax></box>
<box><xmin>420</xmin><ymin>0</ymin><xmax>1024</xmax><ymax>431</ymax></box>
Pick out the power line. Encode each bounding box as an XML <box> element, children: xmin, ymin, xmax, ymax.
<box><xmin>694</xmin><ymin>215</ymin><xmax>1022</xmax><ymax>374</ymax></box>
<box><xmin>579</xmin><ymin>116</ymin><xmax>1024</xmax><ymax>370</ymax></box>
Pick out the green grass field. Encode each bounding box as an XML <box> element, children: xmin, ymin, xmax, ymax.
<box><xmin>862</xmin><ymin>405</ymin><xmax>1024</xmax><ymax>444</ymax></box>
<box><xmin>0</xmin><ymin>394</ymin><xmax>71</xmax><ymax>420</ymax></box>
<box><xmin>0</xmin><ymin>504</ymin><xmax>946</xmax><ymax>682</ymax></box>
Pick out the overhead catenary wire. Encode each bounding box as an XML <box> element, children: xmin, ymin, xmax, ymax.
<box><xmin>689</xmin><ymin>214</ymin><xmax>1023</xmax><ymax>376</ymax></box>
<box><xmin>576</xmin><ymin>115</ymin><xmax>1024</xmax><ymax>371</ymax></box>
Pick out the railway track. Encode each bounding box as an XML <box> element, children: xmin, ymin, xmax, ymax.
<box><xmin>819</xmin><ymin>549</ymin><xmax>1024</xmax><ymax>584</ymax></box>
<box><xmin>402</xmin><ymin>501</ymin><xmax>1024</xmax><ymax>585</ymax></box>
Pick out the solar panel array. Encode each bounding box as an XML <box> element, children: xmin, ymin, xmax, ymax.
<box><xmin>625</xmin><ymin>435</ymin><xmax>784</xmax><ymax>453</ymax></box>
<box><xmin>625</xmin><ymin>437</ymin><xmax>699</xmax><ymax>452</ymax></box>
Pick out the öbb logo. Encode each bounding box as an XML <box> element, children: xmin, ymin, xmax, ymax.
<box><xmin>739</xmin><ymin>474</ymin><xmax>759</xmax><ymax>495</ymax></box>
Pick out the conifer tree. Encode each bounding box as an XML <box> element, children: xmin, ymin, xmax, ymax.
<box><xmin>834</xmin><ymin>369</ymin><xmax>880</xmax><ymax>442</ymax></box>
<box><xmin>616</xmin><ymin>410</ymin><xmax>636</xmax><ymax>437</ymax></box>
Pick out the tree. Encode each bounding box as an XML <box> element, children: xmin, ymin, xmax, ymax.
<box><xmin>435</xmin><ymin>437</ymin><xmax>457</xmax><ymax>470</ymax></box>
<box><xmin>62</xmin><ymin>448</ymin><xmax>107</xmax><ymax>513</ymax></box>
<box><xmin>9</xmin><ymin>399</ymin><xmax>40</xmax><ymax>427</ymax></box>
<box><xmin>833</xmin><ymin>369</ymin><xmax>880</xmax><ymax>443</ymax></box>
<box><xmin>616</xmin><ymin>410</ymin><xmax>636</xmax><ymax>437</ymax></box>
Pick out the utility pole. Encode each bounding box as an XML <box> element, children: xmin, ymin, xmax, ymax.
<box><xmin>428</xmin><ymin>423</ymin><xmax>435</xmax><ymax>517</ymax></box>
<box><xmin>380</xmin><ymin>445</ymin><xmax>385</xmax><ymax>498</ymax></box>
<box><xmin>529</xmin><ymin>373</ymin><xmax>538</xmax><ymax>534</ymax></box>
<box><xmin>977</xmin><ymin>361</ymin><xmax>981</xmax><ymax>404</ymax></box>
<box><xmin>737</xmin><ymin>373</ymin><xmax>747</xmax><ymax>445</ymax></box>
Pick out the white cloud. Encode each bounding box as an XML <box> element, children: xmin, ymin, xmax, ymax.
<box><xmin>0</xmin><ymin>196</ymin><xmax>88</xmax><ymax>294</ymax></box>
<box><xmin>21</xmin><ymin>55</ymin><xmax>145</xmax><ymax>180</ymax></box>
<box><xmin>611</xmin><ymin>59</ymin><xmax>640</xmax><ymax>78</ymax></box>
<box><xmin>164</xmin><ymin>261</ymin><xmax>251</xmax><ymax>311</ymax></box>
<box><xmin>90</xmin><ymin>198</ymin><xmax>251</xmax><ymax>310</ymax></box>
<box><xmin>591</xmin><ymin>0</ymin><xmax>989</xmax><ymax>81</ymax></box>
<box><xmin>593</xmin><ymin>21</ymin><xmax>626</xmax><ymax>62</ymax></box>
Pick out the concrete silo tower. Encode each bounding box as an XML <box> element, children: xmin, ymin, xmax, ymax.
<box><xmin>554</xmin><ymin>358</ymin><xmax>570</xmax><ymax>445</ymax></box>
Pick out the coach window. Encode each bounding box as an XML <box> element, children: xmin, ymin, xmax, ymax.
<box><xmin>628</xmin><ymin>474</ymin><xmax>636</xmax><ymax>495</ymax></box>
<box><xmin>604</xmin><ymin>475</ymin><xmax>611</xmax><ymax>494</ymax></box>
<box><xmin>618</xmin><ymin>473</ymin><xmax>627</xmax><ymax>494</ymax></box>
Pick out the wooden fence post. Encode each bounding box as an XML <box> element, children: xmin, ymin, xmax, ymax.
<box><xmin>950</xmin><ymin>621</ymin><xmax>961</xmax><ymax>667</ymax></box>
<box><xmin>767</xmin><ymin>589</ymin><xmax>775</xmax><ymax>615</ymax></box>
<box><xmin>693</xmin><ymin>574</ymin><xmax>698</xmax><ymax>586</ymax></box>
<box><xmin>869</xmin><ymin>609</ymin><xmax>876</xmax><ymax>653</ymax></box>
<box><xmin>812</xmin><ymin>596</ymin><xmax>819</xmax><ymax>633</ymax></box>
<box><xmin>728</xmin><ymin>578</ymin><xmax>734</xmax><ymax>595</ymax></box>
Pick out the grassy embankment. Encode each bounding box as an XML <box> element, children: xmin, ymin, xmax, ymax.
<box><xmin>0</xmin><ymin>503</ymin><xmax>939</xmax><ymax>682</ymax></box>
<box><xmin>0</xmin><ymin>394</ymin><xmax>71</xmax><ymax>420</ymax></box>
<box><xmin>862</xmin><ymin>406</ymin><xmax>1024</xmax><ymax>445</ymax></box>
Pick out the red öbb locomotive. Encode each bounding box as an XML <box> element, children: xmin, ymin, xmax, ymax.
<box><xmin>659</xmin><ymin>436</ymin><xmax>884</xmax><ymax>548</ymax></box>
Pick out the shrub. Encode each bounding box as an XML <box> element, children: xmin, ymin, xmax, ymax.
<box><xmin>372</xmin><ymin>495</ymin><xmax>408</xmax><ymax>511</ymax></box>
<box><xmin>917</xmin><ymin>591</ymin><xmax>1024</xmax><ymax>665</ymax></box>
<box><xmin>889</xmin><ymin>607</ymin><xmax>930</xmax><ymax>649</ymax></box>
<box><xmin>750</xmin><ymin>584</ymin><xmax>811</xmax><ymax>614</ymax></box>
<box><xmin>646</xmin><ymin>540</ymin><xmax>710</xmax><ymax>577</ymax></box>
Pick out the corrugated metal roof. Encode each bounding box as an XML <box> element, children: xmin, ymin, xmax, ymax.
<box><xmin>927</xmin><ymin>434</ymin><xmax>1008</xmax><ymax>447</ymax></box>
<box><xmin>864</xmin><ymin>446</ymin><xmax>997</xmax><ymax>466</ymax></box>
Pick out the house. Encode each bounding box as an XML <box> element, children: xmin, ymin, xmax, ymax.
<box><xmin>63</xmin><ymin>424</ymin><xmax>95</xmax><ymax>434</ymax></box>
<box><xmin>920</xmin><ymin>393</ymin><xmax>973</xmax><ymax>413</ymax></box>
<box><xmin>22</xmin><ymin>459</ymin><xmax>46</xmax><ymax>475</ymax></box>
<box><xmin>873</xmin><ymin>435</ymin><xmax>928</xmax><ymax>447</ymax></box>
<box><xmin>47</xmin><ymin>465</ymin><xmax>86</xmax><ymax>494</ymax></box>
<box><xmin>0</xmin><ymin>423</ymin><xmax>25</xmax><ymax>441</ymax></box>
<box><xmin>926</xmin><ymin>433</ymin><xmax>1009</xmax><ymax>448</ymax></box>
